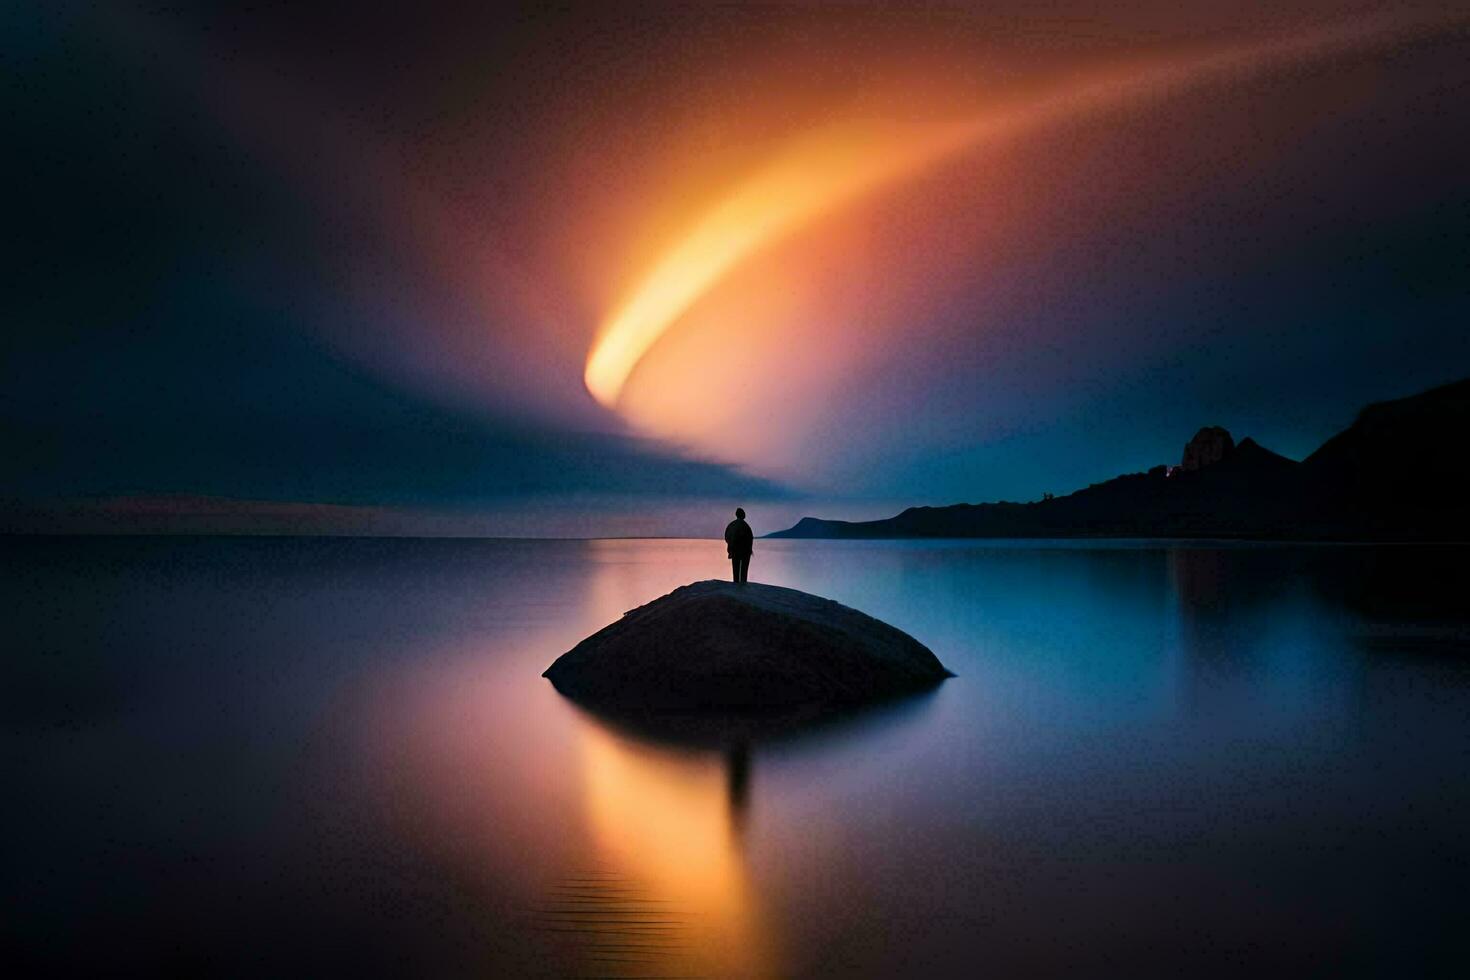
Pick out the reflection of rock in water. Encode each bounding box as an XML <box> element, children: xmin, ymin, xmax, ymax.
<box><xmin>547</xmin><ymin>674</ymin><xmax>943</xmax><ymax>977</ymax></box>
<box><xmin>566</xmin><ymin>725</ymin><xmax>773</xmax><ymax>978</ymax></box>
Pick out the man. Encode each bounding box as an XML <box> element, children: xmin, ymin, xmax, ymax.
<box><xmin>724</xmin><ymin>507</ymin><xmax>753</xmax><ymax>583</ymax></box>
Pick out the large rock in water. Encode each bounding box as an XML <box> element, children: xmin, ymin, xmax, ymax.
<box><xmin>543</xmin><ymin>581</ymin><xmax>953</xmax><ymax>714</ymax></box>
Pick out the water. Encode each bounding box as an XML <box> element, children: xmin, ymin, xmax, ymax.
<box><xmin>5</xmin><ymin>536</ymin><xmax>1469</xmax><ymax>977</ymax></box>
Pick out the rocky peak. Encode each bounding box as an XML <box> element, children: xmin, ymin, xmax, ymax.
<box><xmin>1181</xmin><ymin>426</ymin><xmax>1235</xmax><ymax>471</ymax></box>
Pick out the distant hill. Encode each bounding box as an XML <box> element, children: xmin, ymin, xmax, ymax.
<box><xmin>770</xmin><ymin>378</ymin><xmax>1470</xmax><ymax>542</ymax></box>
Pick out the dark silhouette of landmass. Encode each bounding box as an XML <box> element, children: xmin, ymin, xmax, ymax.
<box><xmin>543</xmin><ymin>580</ymin><xmax>952</xmax><ymax>739</ymax></box>
<box><xmin>772</xmin><ymin>378</ymin><xmax>1470</xmax><ymax>541</ymax></box>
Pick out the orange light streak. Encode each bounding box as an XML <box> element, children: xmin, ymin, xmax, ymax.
<box><xmin>584</xmin><ymin>12</ymin><xmax>1458</xmax><ymax>411</ymax></box>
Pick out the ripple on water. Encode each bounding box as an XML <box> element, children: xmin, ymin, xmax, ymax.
<box><xmin>531</xmin><ymin>870</ymin><xmax>703</xmax><ymax>979</ymax></box>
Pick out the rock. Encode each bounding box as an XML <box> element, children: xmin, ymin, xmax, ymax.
<box><xmin>1181</xmin><ymin>425</ymin><xmax>1235</xmax><ymax>471</ymax></box>
<box><xmin>1303</xmin><ymin>377</ymin><xmax>1470</xmax><ymax>536</ymax></box>
<box><xmin>543</xmin><ymin>581</ymin><xmax>953</xmax><ymax>714</ymax></box>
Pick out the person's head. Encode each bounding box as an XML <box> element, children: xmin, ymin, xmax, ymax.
<box><xmin>735</xmin><ymin>507</ymin><xmax>745</xmax><ymax>520</ymax></box>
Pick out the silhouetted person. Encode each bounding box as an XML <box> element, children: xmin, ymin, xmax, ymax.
<box><xmin>725</xmin><ymin>507</ymin><xmax>753</xmax><ymax>583</ymax></box>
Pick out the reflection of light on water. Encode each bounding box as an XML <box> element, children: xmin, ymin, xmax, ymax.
<box><xmin>578</xmin><ymin>724</ymin><xmax>773</xmax><ymax>978</ymax></box>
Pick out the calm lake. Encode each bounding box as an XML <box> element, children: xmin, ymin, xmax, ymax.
<box><xmin>6</xmin><ymin>536</ymin><xmax>1469</xmax><ymax>977</ymax></box>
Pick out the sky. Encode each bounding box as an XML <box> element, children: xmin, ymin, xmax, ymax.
<box><xmin>5</xmin><ymin>2</ymin><xmax>1469</xmax><ymax>534</ymax></box>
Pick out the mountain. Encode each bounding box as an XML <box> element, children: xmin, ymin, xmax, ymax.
<box><xmin>771</xmin><ymin>378</ymin><xmax>1470</xmax><ymax>542</ymax></box>
<box><xmin>1300</xmin><ymin>378</ymin><xmax>1470</xmax><ymax>539</ymax></box>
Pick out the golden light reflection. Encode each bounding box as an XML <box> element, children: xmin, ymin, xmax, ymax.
<box><xmin>578</xmin><ymin>724</ymin><xmax>773</xmax><ymax>978</ymax></box>
<box><xmin>584</xmin><ymin>11</ymin><xmax>1456</xmax><ymax>423</ymax></box>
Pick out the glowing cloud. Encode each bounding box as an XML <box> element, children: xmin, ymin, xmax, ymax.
<box><xmin>583</xmin><ymin>116</ymin><xmax>980</xmax><ymax>406</ymax></box>
<box><xmin>584</xmin><ymin>11</ymin><xmax>1460</xmax><ymax>411</ymax></box>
